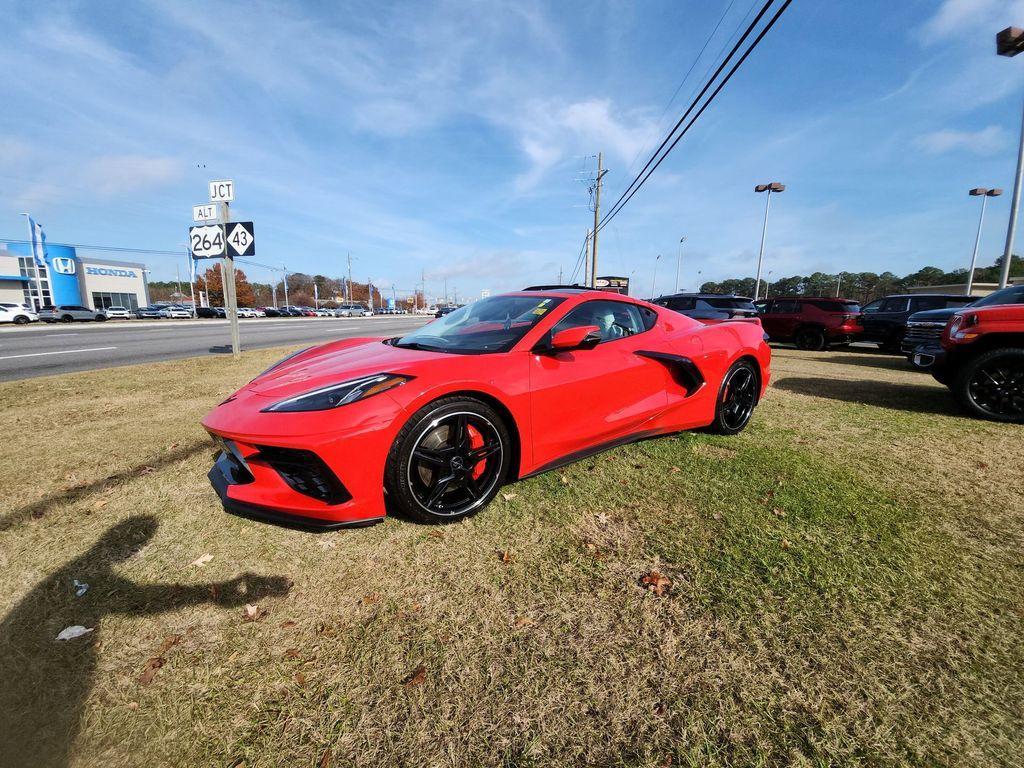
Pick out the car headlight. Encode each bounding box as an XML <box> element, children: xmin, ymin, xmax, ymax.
<box><xmin>261</xmin><ymin>373</ymin><xmax>412</xmax><ymax>413</ymax></box>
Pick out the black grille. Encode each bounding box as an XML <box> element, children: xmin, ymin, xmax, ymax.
<box><xmin>904</xmin><ymin>324</ymin><xmax>945</xmax><ymax>345</ymax></box>
<box><xmin>256</xmin><ymin>446</ymin><xmax>351</xmax><ymax>505</ymax></box>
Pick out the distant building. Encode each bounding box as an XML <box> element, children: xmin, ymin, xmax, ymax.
<box><xmin>0</xmin><ymin>244</ymin><xmax>149</xmax><ymax>310</ymax></box>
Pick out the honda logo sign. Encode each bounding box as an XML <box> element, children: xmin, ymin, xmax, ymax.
<box><xmin>51</xmin><ymin>257</ymin><xmax>76</xmax><ymax>275</ymax></box>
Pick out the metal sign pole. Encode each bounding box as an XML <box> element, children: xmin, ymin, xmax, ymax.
<box><xmin>221</xmin><ymin>202</ymin><xmax>240</xmax><ymax>356</ymax></box>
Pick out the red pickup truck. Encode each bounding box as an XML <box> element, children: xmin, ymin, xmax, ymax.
<box><xmin>931</xmin><ymin>301</ymin><xmax>1024</xmax><ymax>422</ymax></box>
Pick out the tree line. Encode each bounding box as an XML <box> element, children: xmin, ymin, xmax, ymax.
<box><xmin>697</xmin><ymin>255</ymin><xmax>1023</xmax><ymax>303</ymax></box>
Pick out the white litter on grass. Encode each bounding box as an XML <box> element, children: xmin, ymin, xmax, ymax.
<box><xmin>190</xmin><ymin>553</ymin><xmax>214</xmax><ymax>567</ymax></box>
<box><xmin>73</xmin><ymin>580</ymin><xmax>89</xmax><ymax>597</ymax></box>
<box><xmin>56</xmin><ymin>625</ymin><xmax>94</xmax><ymax>641</ymax></box>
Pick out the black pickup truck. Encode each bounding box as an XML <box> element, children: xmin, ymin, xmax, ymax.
<box><xmin>859</xmin><ymin>294</ymin><xmax>977</xmax><ymax>352</ymax></box>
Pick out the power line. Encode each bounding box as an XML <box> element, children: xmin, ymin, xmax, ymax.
<box><xmin>0</xmin><ymin>237</ymin><xmax>183</xmax><ymax>257</ymax></box>
<box><xmin>597</xmin><ymin>0</ymin><xmax>793</xmax><ymax>234</ymax></box>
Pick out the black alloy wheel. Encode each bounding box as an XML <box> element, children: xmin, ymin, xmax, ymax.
<box><xmin>708</xmin><ymin>360</ymin><xmax>759</xmax><ymax>435</ymax></box>
<box><xmin>61</xmin><ymin>314</ymin><xmax>74</xmax><ymax>323</ymax></box>
<box><xmin>794</xmin><ymin>327</ymin><xmax>826</xmax><ymax>351</ymax></box>
<box><xmin>13</xmin><ymin>315</ymin><xmax>28</xmax><ymax>325</ymax></box>
<box><xmin>386</xmin><ymin>397</ymin><xmax>511</xmax><ymax>522</ymax></box>
<box><xmin>955</xmin><ymin>348</ymin><xmax>1024</xmax><ymax>423</ymax></box>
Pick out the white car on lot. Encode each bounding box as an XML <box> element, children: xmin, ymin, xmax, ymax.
<box><xmin>237</xmin><ymin>307</ymin><xmax>256</xmax><ymax>318</ymax></box>
<box><xmin>102</xmin><ymin>305</ymin><xmax>131</xmax><ymax>320</ymax></box>
<box><xmin>164</xmin><ymin>305</ymin><xmax>193</xmax><ymax>319</ymax></box>
<box><xmin>0</xmin><ymin>303</ymin><xmax>38</xmax><ymax>324</ymax></box>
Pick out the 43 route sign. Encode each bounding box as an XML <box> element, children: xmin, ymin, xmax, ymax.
<box><xmin>225</xmin><ymin>221</ymin><xmax>255</xmax><ymax>256</ymax></box>
<box><xmin>188</xmin><ymin>222</ymin><xmax>256</xmax><ymax>259</ymax></box>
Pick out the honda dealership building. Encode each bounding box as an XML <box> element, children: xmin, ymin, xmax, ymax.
<box><xmin>0</xmin><ymin>244</ymin><xmax>149</xmax><ymax>311</ymax></box>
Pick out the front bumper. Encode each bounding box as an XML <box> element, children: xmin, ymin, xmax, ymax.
<box><xmin>202</xmin><ymin>389</ymin><xmax>402</xmax><ymax>528</ymax></box>
<box><xmin>907</xmin><ymin>342</ymin><xmax>946</xmax><ymax>370</ymax></box>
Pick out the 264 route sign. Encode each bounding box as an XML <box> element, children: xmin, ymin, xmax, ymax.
<box><xmin>225</xmin><ymin>222</ymin><xmax>255</xmax><ymax>256</ymax></box>
<box><xmin>189</xmin><ymin>224</ymin><xmax>225</xmax><ymax>258</ymax></box>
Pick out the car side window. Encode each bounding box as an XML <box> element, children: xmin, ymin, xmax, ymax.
<box><xmin>769</xmin><ymin>300</ymin><xmax>799</xmax><ymax>314</ymax></box>
<box><xmin>910</xmin><ymin>297</ymin><xmax>945</xmax><ymax>312</ymax></box>
<box><xmin>668</xmin><ymin>297</ymin><xmax>695</xmax><ymax>311</ymax></box>
<box><xmin>880</xmin><ymin>297</ymin><xmax>908</xmax><ymax>312</ymax></box>
<box><xmin>861</xmin><ymin>299</ymin><xmax>883</xmax><ymax>313</ymax></box>
<box><xmin>552</xmin><ymin>300</ymin><xmax>649</xmax><ymax>343</ymax></box>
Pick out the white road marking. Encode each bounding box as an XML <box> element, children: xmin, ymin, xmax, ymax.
<box><xmin>0</xmin><ymin>346</ymin><xmax>117</xmax><ymax>361</ymax></box>
<box><xmin>44</xmin><ymin>333</ymin><xmax>80</xmax><ymax>337</ymax></box>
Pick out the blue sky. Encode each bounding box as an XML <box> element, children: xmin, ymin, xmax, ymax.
<box><xmin>2</xmin><ymin>0</ymin><xmax>1024</xmax><ymax>301</ymax></box>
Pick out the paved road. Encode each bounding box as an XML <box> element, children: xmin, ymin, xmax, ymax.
<box><xmin>0</xmin><ymin>316</ymin><xmax>428</xmax><ymax>382</ymax></box>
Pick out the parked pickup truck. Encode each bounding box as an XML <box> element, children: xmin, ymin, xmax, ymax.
<box><xmin>920</xmin><ymin>284</ymin><xmax>1024</xmax><ymax>423</ymax></box>
<box><xmin>905</xmin><ymin>284</ymin><xmax>1024</xmax><ymax>371</ymax></box>
<box><xmin>860</xmin><ymin>293</ymin><xmax>977</xmax><ymax>353</ymax></box>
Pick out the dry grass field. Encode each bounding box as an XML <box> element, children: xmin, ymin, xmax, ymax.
<box><xmin>0</xmin><ymin>345</ymin><xmax>1021</xmax><ymax>767</ymax></box>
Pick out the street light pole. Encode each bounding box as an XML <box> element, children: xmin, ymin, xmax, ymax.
<box><xmin>996</xmin><ymin>27</ymin><xmax>1024</xmax><ymax>288</ymax></box>
<box><xmin>675</xmin><ymin>237</ymin><xmax>686</xmax><ymax>293</ymax></box>
<box><xmin>753</xmin><ymin>182</ymin><xmax>785</xmax><ymax>301</ymax></box>
<box><xmin>967</xmin><ymin>187</ymin><xmax>1003</xmax><ymax>294</ymax></box>
<box><xmin>651</xmin><ymin>254</ymin><xmax>661</xmax><ymax>298</ymax></box>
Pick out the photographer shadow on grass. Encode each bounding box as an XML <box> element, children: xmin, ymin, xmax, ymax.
<box><xmin>0</xmin><ymin>515</ymin><xmax>291</xmax><ymax>768</ymax></box>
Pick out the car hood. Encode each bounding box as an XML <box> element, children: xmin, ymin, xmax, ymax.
<box><xmin>246</xmin><ymin>337</ymin><xmax>440</xmax><ymax>398</ymax></box>
<box><xmin>907</xmin><ymin>307</ymin><xmax>962</xmax><ymax>323</ymax></box>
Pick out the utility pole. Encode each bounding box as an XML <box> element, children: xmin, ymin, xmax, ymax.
<box><xmin>220</xmin><ymin>201</ymin><xmax>241</xmax><ymax>356</ymax></box>
<box><xmin>590</xmin><ymin>152</ymin><xmax>606</xmax><ymax>288</ymax></box>
<box><xmin>186</xmin><ymin>249</ymin><xmax>197</xmax><ymax>317</ymax></box>
<box><xmin>368</xmin><ymin>278</ymin><xmax>375</xmax><ymax>313</ymax></box>
<box><xmin>282</xmin><ymin>264</ymin><xmax>289</xmax><ymax>307</ymax></box>
<box><xmin>996</xmin><ymin>28</ymin><xmax>1024</xmax><ymax>288</ymax></box>
<box><xmin>558</xmin><ymin>265</ymin><xmax>563</xmax><ymax>284</ymax></box>
<box><xmin>584</xmin><ymin>229</ymin><xmax>591</xmax><ymax>286</ymax></box>
<box><xmin>443</xmin><ymin>277</ymin><xmax>448</xmax><ymax>306</ymax></box>
<box><xmin>421</xmin><ymin>269</ymin><xmax>426</xmax><ymax>312</ymax></box>
<box><xmin>346</xmin><ymin>252</ymin><xmax>355</xmax><ymax>304</ymax></box>
<box><xmin>272</xmin><ymin>284</ymin><xmax>277</xmax><ymax>308</ymax></box>
<box><xmin>753</xmin><ymin>182</ymin><xmax>785</xmax><ymax>301</ymax></box>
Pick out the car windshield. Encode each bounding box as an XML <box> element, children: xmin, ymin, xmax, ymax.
<box><xmin>704</xmin><ymin>297</ymin><xmax>754</xmax><ymax>309</ymax></box>
<box><xmin>970</xmin><ymin>285</ymin><xmax>1024</xmax><ymax>307</ymax></box>
<box><xmin>393</xmin><ymin>295</ymin><xmax>564</xmax><ymax>354</ymax></box>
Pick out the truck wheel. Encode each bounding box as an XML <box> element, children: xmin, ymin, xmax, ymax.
<box><xmin>794</xmin><ymin>327</ymin><xmax>826</xmax><ymax>351</ymax></box>
<box><xmin>953</xmin><ymin>347</ymin><xmax>1024</xmax><ymax>423</ymax></box>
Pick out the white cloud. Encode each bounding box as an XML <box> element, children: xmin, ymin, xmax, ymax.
<box><xmin>923</xmin><ymin>0</ymin><xmax>1024</xmax><ymax>40</ymax></box>
<box><xmin>84</xmin><ymin>155</ymin><xmax>181</xmax><ymax>197</ymax></box>
<box><xmin>914</xmin><ymin>125</ymin><xmax>1009</xmax><ymax>154</ymax></box>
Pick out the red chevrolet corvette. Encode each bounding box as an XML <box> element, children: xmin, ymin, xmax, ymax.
<box><xmin>202</xmin><ymin>287</ymin><xmax>771</xmax><ymax>528</ymax></box>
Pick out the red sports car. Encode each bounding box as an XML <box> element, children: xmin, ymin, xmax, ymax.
<box><xmin>202</xmin><ymin>287</ymin><xmax>771</xmax><ymax>528</ymax></box>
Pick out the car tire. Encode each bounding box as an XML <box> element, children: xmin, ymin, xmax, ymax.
<box><xmin>707</xmin><ymin>359</ymin><xmax>760</xmax><ymax>435</ymax></box>
<box><xmin>13</xmin><ymin>315</ymin><xmax>29</xmax><ymax>325</ymax></box>
<box><xmin>95</xmin><ymin>314</ymin><xmax>107</xmax><ymax>322</ymax></box>
<box><xmin>952</xmin><ymin>347</ymin><xmax>1024</xmax><ymax>423</ymax></box>
<box><xmin>794</xmin><ymin>327</ymin><xmax>826</xmax><ymax>351</ymax></box>
<box><xmin>385</xmin><ymin>396</ymin><xmax>511</xmax><ymax>523</ymax></box>
<box><xmin>61</xmin><ymin>314</ymin><xmax>74</xmax><ymax>323</ymax></box>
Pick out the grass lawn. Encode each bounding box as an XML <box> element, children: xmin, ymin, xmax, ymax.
<box><xmin>0</xmin><ymin>345</ymin><xmax>1021</xmax><ymax>767</ymax></box>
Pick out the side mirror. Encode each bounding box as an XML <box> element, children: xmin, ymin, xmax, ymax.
<box><xmin>547</xmin><ymin>324</ymin><xmax>602</xmax><ymax>352</ymax></box>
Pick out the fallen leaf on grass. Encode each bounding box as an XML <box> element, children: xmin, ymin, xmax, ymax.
<box><xmin>138</xmin><ymin>656</ymin><xmax>165</xmax><ymax>685</ymax></box>
<box><xmin>242</xmin><ymin>604</ymin><xmax>267</xmax><ymax>622</ymax></box>
<box><xmin>669</xmin><ymin>466</ymin><xmax>681</xmax><ymax>474</ymax></box>
<box><xmin>127</xmin><ymin>701</ymin><xmax>139</xmax><ymax>711</ymax></box>
<box><xmin>317</xmin><ymin>540</ymin><xmax>336</xmax><ymax>550</ymax></box>
<box><xmin>226</xmin><ymin>651</ymin><xmax>239</xmax><ymax>665</ymax></box>
<box><xmin>169</xmin><ymin>442</ymin><xmax>180</xmax><ymax>450</ymax></box>
<box><xmin>428</xmin><ymin>530</ymin><xmax>445</xmax><ymax>539</ymax></box>
<box><xmin>559</xmin><ymin>474</ymin><xmax>570</xmax><ymax>485</ymax></box>
<box><xmin>361</xmin><ymin>592</ymin><xmax>381</xmax><ymax>605</ymax></box>
<box><xmin>514</xmin><ymin>616</ymin><xmax>536</xmax><ymax>628</ymax></box>
<box><xmin>498</xmin><ymin>549</ymin><xmax>514</xmax><ymax>564</ymax></box>
<box><xmin>402</xmin><ymin>664</ymin><xmax>427</xmax><ymax>687</ymax></box>
<box><xmin>712</xmin><ymin>512</ymin><xmax>723</xmax><ymax>521</ymax></box>
<box><xmin>772</xmin><ymin>508</ymin><xmax>786</xmax><ymax>518</ymax></box>
<box><xmin>93</xmin><ymin>499</ymin><xmax>109</xmax><ymax>510</ymax></box>
<box><xmin>640</xmin><ymin>570</ymin><xmax>672</xmax><ymax>597</ymax></box>
<box><xmin>190</xmin><ymin>553</ymin><xmax>214</xmax><ymax>567</ymax></box>
<box><xmin>319</xmin><ymin>749</ymin><xmax>331</xmax><ymax>768</ymax></box>
<box><xmin>501</xmin><ymin>492</ymin><xmax>517</xmax><ymax>501</ymax></box>
<box><xmin>139</xmin><ymin>466</ymin><xmax>157</xmax><ymax>476</ymax></box>
<box><xmin>781</xmin><ymin>538</ymin><xmax>792</xmax><ymax>551</ymax></box>
<box><xmin>280</xmin><ymin>620</ymin><xmax>297</xmax><ymax>629</ymax></box>
<box><xmin>156</xmin><ymin>634</ymin><xmax>183</xmax><ymax>655</ymax></box>
<box><xmin>283</xmin><ymin>648</ymin><xmax>301</xmax><ymax>659</ymax></box>
<box><xmin>293</xmin><ymin>671</ymin><xmax>307</xmax><ymax>686</ymax></box>
<box><xmin>208</xmin><ymin>584</ymin><xmax>220</xmax><ymax>600</ymax></box>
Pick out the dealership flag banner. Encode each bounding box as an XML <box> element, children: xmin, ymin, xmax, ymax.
<box><xmin>28</xmin><ymin>216</ymin><xmax>46</xmax><ymax>268</ymax></box>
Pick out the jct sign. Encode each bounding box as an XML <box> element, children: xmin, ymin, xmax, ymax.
<box><xmin>209</xmin><ymin>180</ymin><xmax>234</xmax><ymax>203</ymax></box>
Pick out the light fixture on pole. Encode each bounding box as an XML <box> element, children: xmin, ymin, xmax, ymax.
<box><xmin>651</xmin><ymin>254</ymin><xmax>661</xmax><ymax>298</ymax></box>
<box><xmin>967</xmin><ymin>187</ymin><xmax>1003</xmax><ymax>295</ymax></box>
<box><xmin>675</xmin><ymin>236</ymin><xmax>686</xmax><ymax>293</ymax></box>
<box><xmin>996</xmin><ymin>27</ymin><xmax>1024</xmax><ymax>288</ymax></box>
<box><xmin>753</xmin><ymin>182</ymin><xmax>785</xmax><ymax>301</ymax></box>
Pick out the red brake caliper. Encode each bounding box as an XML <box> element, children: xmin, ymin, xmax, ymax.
<box><xmin>467</xmin><ymin>424</ymin><xmax>486</xmax><ymax>479</ymax></box>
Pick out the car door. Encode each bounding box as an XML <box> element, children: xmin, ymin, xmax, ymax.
<box><xmin>761</xmin><ymin>299</ymin><xmax>800</xmax><ymax>339</ymax></box>
<box><xmin>528</xmin><ymin>300</ymin><xmax>671</xmax><ymax>470</ymax></box>
<box><xmin>861</xmin><ymin>297</ymin><xmax>907</xmax><ymax>341</ymax></box>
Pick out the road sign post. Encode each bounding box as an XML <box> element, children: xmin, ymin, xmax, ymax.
<box><xmin>188</xmin><ymin>180</ymin><xmax>253</xmax><ymax>358</ymax></box>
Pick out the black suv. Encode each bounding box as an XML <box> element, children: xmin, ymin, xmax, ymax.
<box><xmin>860</xmin><ymin>294</ymin><xmax>977</xmax><ymax>353</ymax></box>
<box><xmin>650</xmin><ymin>293</ymin><xmax>757</xmax><ymax>324</ymax></box>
